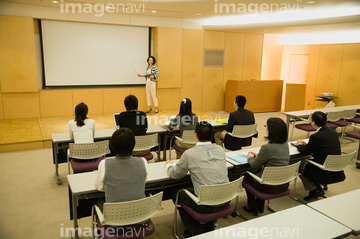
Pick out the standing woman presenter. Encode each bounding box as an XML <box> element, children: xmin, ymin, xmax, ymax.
<box><xmin>137</xmin><ymin>56</ymin><xmax>159</xmax><ymax>114</ymax></box>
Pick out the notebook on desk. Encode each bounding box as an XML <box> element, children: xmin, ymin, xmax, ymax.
<box><xmin>113</xmin><ymin>113</ymin><xmax>120</xmax><ymax>129</ymax></box>
<box><xmin>228</xmin><ymin>154</ymin><xmax>248</xmax><ymax>164</ymax></box>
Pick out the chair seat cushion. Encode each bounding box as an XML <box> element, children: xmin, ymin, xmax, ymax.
<box><xmin>134</xmin><ymin>152</ymin><xmax>153</xmax><ymax>161</ymax></box>
<box><xmin>70</xmin><ymin>157</ymin><xmax>104</xmax><ymax>173</ymax></box>
<box><xmin>96</xmin><ymin>218</ymin><xmax>155</xmax><ymax>239</ymax></box>
<box><xmin>173</xmin><ymin>144</ymin><xmax>187</xmax><ymax>154</ymax></box>
<box><xmin>345</xmin><ymin>131</ymin><xmax>360</xmax><ymax>140</ymax></box>
<box><xmin>329</xmin><ymin>120</ymin><xmax>351</xmax><ymax>127</ymax></box>
<box><xmin>347</xmin><ymin>117</ymin><xmax>360</xmax><ymax>124</ymax></box>
<box><xmin>326</xmin><ymin>122</ymin><xmax>338</xmax><ymax>129</ymax></box>
<box><xmin>242</xmin><ymin>180</ymin><xmax>290</xmax><ymax>200</ymax></box>
<box><xmin>295</xmin><ymin>123</ymin><xmax>315</xmax><ymax>131</ymax></box>
<box><xmin>180</xmin><ymin>203</ymin><xmax>234</xmax><ymax>223</ymax></box>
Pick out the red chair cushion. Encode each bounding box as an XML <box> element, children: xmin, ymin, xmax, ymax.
<box><xmin>329</xmin><ymin>120</ymin><xmax>351</xmax><ymax>127</ymax></box>
<box><xmin>173</xmin><ymin>144</ymin><xmax>187</xmax><ymax>154</ymax></box>
<box><xmin>70</xmin><ymin>157</ymin><xmax>104</xmax><ymax>173</ymax></box>
<box><xmin>96</xmin><ymin>218</ymin><xmax>155</xmax><ymax>239</ymax></box>
<box><xmin>295</xmin><ymin>123</ymin><xmax>315</xmax><ymax>132</ymax></box>
<box><xmin>242</xmin><ymin>180</ymin><xmax>290</xmax><ymax>201</ymax></box>
<box><xmin>345</xmin><ymin>131</ymin><xmax>360</xmax><ymax>140</ymax></box>
<box><xmin>179</xmin><ymin>203</ymin><xmax>234</xmax><ymax>223</ymax></box>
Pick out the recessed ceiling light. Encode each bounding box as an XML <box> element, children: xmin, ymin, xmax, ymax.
<box><xmin>264</xmin><ymin>30</ymin><xmax>269</xmax><ymax>32</ymax></box>
<box><xmin>152</xmin><ymin>10</ymin><xmax>156</xmax><ymax>13</ymax></box>
<box><xmin>341</xmin><ymin>26</ymin><xmax>347</xmax><ymax>28</ymax></box>
<box><xmin>53</xmin><ymin>0</ymin><xmax>58</xmax><ymax>3</ymax></box>
<box><xmin>197</xmin><ymin>13</ymin><xmax>202</xmax><ymax>16</ymax></box>
<box><xmin>307</xmin><ymin>1</ymin><xmax>315</xmax><ymax>3</ymax></box>
<box><xmin>312</xmin><ymin>27</ymin><xmax>318</xmax><ymax>30</ymax></box>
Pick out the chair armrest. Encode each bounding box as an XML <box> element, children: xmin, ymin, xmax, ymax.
<box><xmin>247</xmin><ymin>171</ymin><xmax>263</xmax><ymax>184</ymax></box>
<box><xmin>94</xmin><ymin>205</ymin><xmax>105</xmax><ymax>224</ymax></box>
<box><xmin>352</xmin><ymin>125</ymin><xmax>360</xmax><ymax>130</ymax></box>
<box><xmin>184</xmin><ymin>189</ymin><xmax>200</xmax><ymax>205</ymax></box>
<box><xmin>307</xmin><ymin>160</ymin><xmax>325</xmax><ymax>170</ymax></box>
<box><xmin>174</xmin><ymin>136</ymin><xmax>182</xmax><ymax>142</ymax></box>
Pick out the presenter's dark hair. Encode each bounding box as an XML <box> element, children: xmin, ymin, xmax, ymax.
<box><xmin>266</xmin><ymin>117</ymin><xmax>288</xmax><ymax>144</ymax></box>
<box><xmin>312</xmin><ymin>111</ymin><xmax>327</xmax><ymax>127</ymax></box>
<box><xmin>124</xmin><ymin>95</ymin><xmax>138</xmax><ymax>111</ymax></box>
<box><xmin>179</xmin><ymin>98</ymin><xmax>194</xmax><ymax>116</ymax></box>
<box><xmin>74</xmin><ymin>102</ymin><xmax>88</xmax><ymax>127</ymax></box>
<box><xmin>235</xmin><ymin>95</ymin><xmax>247</xmax><ymax>108</ymax></box>
<box><xmin>195</xmin><ymin>121</ymin><xmax>213</xmax><ymax>142</ymax></box>
<box><xmin>110</xmin><ymin>128</ymin><xmax>135</xmax><ymax>156</ymax></box>
<box><xmin>147</xmin><ymin>56</ymin><xmax>156</xmax><ymax>65</ymax></box>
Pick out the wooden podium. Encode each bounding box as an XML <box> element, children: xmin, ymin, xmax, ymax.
<box><xmin>225</xmin><ymin>80</ymin><xmax>283</xmax><ymax>113</ymax></box>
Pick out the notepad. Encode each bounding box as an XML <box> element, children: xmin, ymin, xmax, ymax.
<box><xmin>215</xmin><ymin>120</ymin><xmax>228</xmax><ymax>124</ymax></box>
<box><xmin>228</xmin><ymin>154</ymin><xmax>248</xmax><ymax>164</ymax></box>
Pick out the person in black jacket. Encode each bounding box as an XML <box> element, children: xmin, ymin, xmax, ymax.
<box><xmin>214</xmin><ymin>95</ymin><xmax>255</xmax><ymax>150</ymax></box>
<box><xmin>296</xmin><ymin>111</ymin><xmax>345</xmax><ymax>200</ymax></box>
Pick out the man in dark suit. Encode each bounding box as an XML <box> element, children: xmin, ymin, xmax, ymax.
<box><xmin>215</xmin><ymin>95</ymin><xmax>255</xmax><ymax>150</ymax></box>
<box><xmin>296</xmin><ymin>111</ymin><xmax>345</xmax><ymax>200</ymax></box>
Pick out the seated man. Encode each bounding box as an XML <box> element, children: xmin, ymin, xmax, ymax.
<box><xmin>296</xmin><ymin>111</ymin><xmax>345</xmax><ymax>200</ymax></box>
<box><xmin>165</xmin><ymin>122</ymin><xmax>229</xmax><ymax>238</ymax></box>
<box><xmin>215</xmin><ymin>95</ymin><xmax>255</xmax><ymax>150</ymax></box>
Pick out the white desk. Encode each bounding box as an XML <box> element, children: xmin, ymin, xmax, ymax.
<box><xmin>51</xmin><ymin>125</ymin><xmax>167</xmax><ymax>185</ymax></box>
<box><xmin>308</xmin><ymin>189</ymin><xmax>360</xmax><ymax>236</ymax></box>
<box><xmin>191</xmin><ymin>205</ymin><xmax>352</xmax><ymax>239</ymax></box>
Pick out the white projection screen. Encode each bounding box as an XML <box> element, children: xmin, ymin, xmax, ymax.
<box><xmin>41</xmin><ymin>20</ymin><xmax>149</xmax><ymax>87</ymax></box>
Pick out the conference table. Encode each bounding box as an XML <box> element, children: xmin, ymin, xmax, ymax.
<box><xmin>282</xmin><ymin>104</ymin><xmax>360</xmax><ymax>130</ymax></box>
<box><xmin>308</xmin><ymin>188</ymin><xmax>360</xmax><ymax>236</ymax></box>
<box><xmin>190</xmin><ymin>205</ymin><xmax>352</xmax><ymax>239</ymax></box>
<box><xmin>51</xmin><ymin>119</ymin><xmax>227</xmax><ymax>185</ymax></box>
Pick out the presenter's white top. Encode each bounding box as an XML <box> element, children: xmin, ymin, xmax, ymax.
<box><xmin>146</xmin><ymin>68</ymin><xmax>152</xmax><ymax>82</ymax></box>
<box><xmin>68</xmin><ymin>118</ymin><xmax>95</xmax><ymax>143</ymax></box>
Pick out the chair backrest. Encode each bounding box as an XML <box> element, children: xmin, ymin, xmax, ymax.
<box><xmin>180</xmin><ymin>130</ymin><xmax>196</xmax><ymax>144</ymax></box>
<box><xmin>342</xmin><ymin>109</ymin><xmax>357</xmax><ymax>120</ymax></box>
<box><xmin>101</xmin><ymin>192</ymin><xmax>164</xmax><ymax>226</ymax></box>
<box><xmin>197</xmin><ymin>176</ymin><xmax>244</xmax><ymax>206</ymax></box>
<box><xmin>260</xmin><ymin>161</ymin><xmax>301</xmax><ymax>186</ymax></box>
<box><xmin>231</xmin><ymin>124</ymin><xmax>257</xmax><ymax>138</ymax></box>
<box><xmin>68</xmin><ymin>140</ymin><xmax>110</xmax><ymax>160</ymax></box>
<box><xmin>133</xmin><ymin>134</ymin><xmax>158</xmax><ymax>151</ymax></box>
<box><xmin>327</xmin><ymin>110</ymin><xmax>343</xmax><ymax>121</ymax></box>
<box><xmin>323</xmin><ymin>151</ymin><xmax>355</xmax><ymax>172</ymax></box>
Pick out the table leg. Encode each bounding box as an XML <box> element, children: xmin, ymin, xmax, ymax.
<box><xmin>53</xmin><ymin>143</ymin><xmax>61</xmax><ymax>185</ymax></box>
<box><xmin>162</xmin><ymin>132</ymin><xmax>167</xmax><ymax>161</ymax></box>
<box><xmin>72</xmin><ymin>194</ymin><xmax>79</xmax><ymax>239</ymax></box>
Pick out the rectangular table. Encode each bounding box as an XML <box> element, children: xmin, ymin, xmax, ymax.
<box><xmin>51</xmin><ymin>124</ymin><xmax>167</xmax><ymax>185</ymax></box>
<box><xmin>191</xmin><ymin>205</ymin><xmax>352</xmax><ymax>239</ymax></box>
<box><xmin>308</xmin><ymin>188</ymin><xmax>360</xmax><ymax>236</ymax></box>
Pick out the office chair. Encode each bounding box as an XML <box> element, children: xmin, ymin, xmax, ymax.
<box><xmin>242</xmin><ymin>161</ymin><xmax>301</xmax><ymax>213</ymax></box>
<box><xmin>92</xmin><ymin>192</ymin><xmax>164</xmax><ymax>239</ymax></box>
<box><xmin>329</xmin><ymin>109</ymin><xmax>356</xmax><ymax>144</ymax></box>
<box><xmin>68</xmin><ymin>140</ymin><xmax>110</xmax><ymax>174</ymax></box>
<box><xmin>304</xmin><ymin>151</ymin><xmax>355</xmax><ymax>194</ymax></box>
<box><xmin>132</xmin><ymin>134</ymin><xmax>158</xmax><ymax>161</ymax></box>
<box><xmin>173</xmin><ymin>176</ymin><xmax>245</xmax><ymax>239</ymax></box>
<box><xmin>345</xmin><ymin>125</ymin><xmax>360</xmax><ymax>165</ymax></box>
<box><xmin>220</xmin><ymin>124</ymin><xmax>258</xmax><ymax>149</ymax></box>
<box><xmin>169</xmin><ymin>130</ymin><xmax>196</xmax><ymax>160</ymax></box>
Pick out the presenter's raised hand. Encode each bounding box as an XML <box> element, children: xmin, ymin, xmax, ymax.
<box><xmin>137</xmin><ymin>74</ymin><xmax>143</xmax><ymax>77</ymax></box>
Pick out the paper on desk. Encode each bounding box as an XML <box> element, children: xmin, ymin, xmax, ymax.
<box><xmin>215</xmin><ymin>120</ymin><xmax>228</xmax><ymax>124</ymax></box>
<box><xmin>228</xmin><ymin>154</ymin><xmax>248</xmax><ymax>164</ymax></box>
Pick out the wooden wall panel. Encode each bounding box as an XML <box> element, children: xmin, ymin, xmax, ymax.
<box><xmin>300</xmin><ymin>45</ymin><xmax>320</xmax><ymax>110</ymax></box>
<box><xmin>242</xmin><ymin>34</ymin><xmax>263</xmax><ymax>81</ymax></box>
<box><xmin>2</xmin><ymin>93</ymin><xmax>40</xmax><ymax>119</ymax></box>
<box><xmin>337</xmin><ymin>44</ymin><xmax>360</xmax><ymax>106</ymax></box>
<box><xmin>181</xmin><ymin>29</ymin><xmax>204</xmax><ymax>110</ymax></box>
<box><xmin>224</xmin><ymin>32</ymin><xmax>245</xmax><ymax>85</ymax></box>
<box><xmin>261</xmin><ymin>35</ymin><xmax>283</xmax><ymax>80</ymax></box>
<box><xmin>157</xmin><ymin>88</ymin><xmax>180</xmax><ymax>110</ymax></box>
<box><xmin>156</xmin><ymin>27</ymin><xmax>182</xmax><ymax>89</ymax></box>
<box><xmin>130</xmin><ymin>87</ymin><xmax>147</xmax><ymax>111</ymax></box>
<box><xmin>285</xmin><ymin>84</ymin><xmax>306</xmax><ymax>112</ymax></box>
<box><xmin>260</xmin><ymin>80</ymin><xmax>283</xmax><ymax>112</ymax></box>
<box><xmin>0</xmin><ymin>15</ymin><xmax>38</xmax><ymax>93</ymax></box>
<box><xmin>103</xmin><ymin>88</ymin><xmax>131</xmax><ymax>114</ymax></box>
<box><xmin>202</xmin><ymin>67</ymin><xmax>224</xmax><ymax>111</ymax></box>
<box><xmin>314</xmin><ymin>44</ymin><xmax>344</xmax><ymax>108</ymax></box>
<box><xmin>39</xmin><ymin>90</ymin><xmax>73</xmax><ymax>117</ymax></box>
<box><xmin>72</xmin><ymin>89</ymin><xmax>104</xmax><ymax>115</ymax></box>
<box><xmin>204</xmin><ymin>31</ymin><xmax>225</xmax><ymax>49</ymax></box>
<box><xmin>0</xmin><ymin>93</ymin><xmax>3</xmax><ymax>120</ymax></box>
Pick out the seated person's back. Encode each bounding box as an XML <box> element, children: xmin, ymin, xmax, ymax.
<box><xmin>68</xmin><ymin>102</ymin><xmax>95</xmax><ymax>143</ymax></box>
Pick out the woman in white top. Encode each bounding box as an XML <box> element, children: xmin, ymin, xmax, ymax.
<box><xmin>137</xmin><ymin>56</ymin><xmax>160</xmax><ymax>114</ymax></box>
<box><xmin>68</xmin><ymin>102</ymin><xmax>95</xmax><ymax>143</ymax></box>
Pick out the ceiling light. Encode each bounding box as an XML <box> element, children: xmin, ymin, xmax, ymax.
<box><xmin>264</xmin><ymin>30</ymin><xmax>269</xmax><ymax>32</ymax></box>
<box><xmin>307</xmin><ymin>1</ymin><xmax>315</xmax><ymax>3</ymax></box>
<box><xmin>152</xmin><ymin>10</ymin><xmax>156</xmax><ymax>13</ymax></box>
<box><xmin>312</xmin><ymin>27</ymin><xmax>318</xmax><ymax>30</ymax></box>
<box><xmin>53</xmin><ymin>0</ymin><xmax>58</xmax><ymax>3</ymax></box>
<box><xmin>341</xmin><ymin>26</ymin><xmax>347</xmax><ymax>28</ymax></box>
<box><xmin>197</xmin><ymin>13</ymin><xmax>202</xmax><ymax>16</ymax></box>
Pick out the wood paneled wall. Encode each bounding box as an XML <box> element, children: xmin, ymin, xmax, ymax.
<box><xmin>0</xmin><ymin>15</ymin><xmax>264</xmax><ymax>119</ymax></box>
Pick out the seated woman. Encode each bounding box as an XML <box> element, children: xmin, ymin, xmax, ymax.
<box><xmin>243</xmin><ymin>117</ymin><xmax>290</xmax><ymax>216</ymax></box>
<box><xmin>94</xmin><ymin>128</ymin><xmax>148</xmax><ymax>231</ymax></box>
<box><xmin>68</xmin><ymin>102</ymin><xmax>95</xmax><ymax>143</ymax></box>
<box><xmin>169</xmin><ymin>98</ymin><xmax>199</xmax><ymax>159</ymax></box>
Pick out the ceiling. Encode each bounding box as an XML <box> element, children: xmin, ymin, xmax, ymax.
<box><xmin>1</xmin><ymin>0</ymin><xmax>360</xmax><ymax>34</ymax></box>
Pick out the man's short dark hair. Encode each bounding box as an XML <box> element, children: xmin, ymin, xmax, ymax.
<box><xmin>195</xmin><ymin>121</ymin><xmax>213</xmax><ymax>142</ymax></box>
<box><xmin>124</xmin><ymin>95</ymin><xmax>138</xmax><ymax>111</ymax></box>
<box><xmin>311</xmin><ymin>111</ymin><xmax>327</xmax><ymax>127</ymax></box>
<box><xmin>110</xmin><ymin>128</ymin><xmax>135</xmax><ymax>156</ymax></box>
<box><xmin>235</xmin><ymin>95</ymin><xmax>247</xmax><ymax>108</ymax></box>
